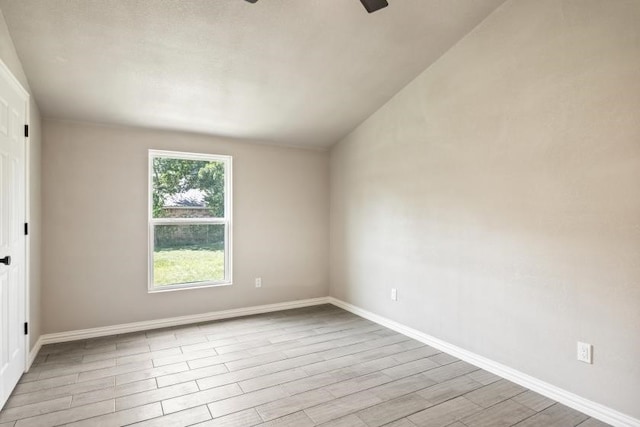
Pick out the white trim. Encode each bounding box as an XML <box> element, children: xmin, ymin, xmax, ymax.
<box><xmin>23</xmin><ymin>83</ymin><xmax>31</xmax><ymax>372</ymax></box>
<box><xmin>0</xmin><ymin>59</ymin><xmax>29</xmax><ymax>98</ymax></box>
<box><xmin>39</xmin><ymin>297</ymin><xmax>330</xmax><ymax>345</ymax></box>
<box><xmin>327</xmin><ymin>297</ymin><xmax>640</xmax><ymax>427</ymax></box>
<box><xmin>147</xmin><ymin>281</ymin><xmax>232</xmax><ymax>294</ymax></box>
<box><xmin>27</xmin><ymin>336</ymin><xmax>42</xmax><ymax>372</ymax></box>
<box><xmin>0</xmin><ymin>58</ymin><xmax>31</xmax><ymax>376</ymax></box>
<box><xmin>23</xmin><ymin>296</ymin><xmax>640</xmax><ymax>426</ymax></box>
<box><xmin>148</xmin><ymin>149</ymin><xmax>230</xmax><ymax>163</ymax></box>
<box><xmin>147</xmin><ymin>150</ymin><xmax>233</xmax><ymax>292</ymax></box>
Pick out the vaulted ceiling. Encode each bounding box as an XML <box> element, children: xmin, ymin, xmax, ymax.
<box><xmin>0</xmin><ymin>0</ymin><xmax>505</xmax><ymax>148</ymax></box>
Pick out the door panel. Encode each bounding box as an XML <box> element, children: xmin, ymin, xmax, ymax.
<box><xmin>0</xmin><ymin>65</ymin><xmax>26</xmax><ymax>410</ymax></box>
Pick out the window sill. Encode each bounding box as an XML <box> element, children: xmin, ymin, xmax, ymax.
<box><xmin>148</xmin><ymin>281</ymin><xmax>232</xmax><ymax>293</ymax></box>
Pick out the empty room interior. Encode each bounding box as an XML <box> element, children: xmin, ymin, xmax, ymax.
<box><xmin>0</xmin><ymin>0</ymin><xmax>638</xmax><ymax>426</ymax></box>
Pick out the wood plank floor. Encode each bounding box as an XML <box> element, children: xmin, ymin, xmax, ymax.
<box><xmin>0</xmin><ymin>305</ymin><xmax>607</xmax><ymax>427</ymax></box>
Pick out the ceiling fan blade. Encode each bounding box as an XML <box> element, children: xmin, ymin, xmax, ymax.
<box><xmin>244</xmin><ymin>0</ymin><xmax>389</xmax><ymax>13</ymax></box>
<box><xmin>359</xmin><ymin>0</ymin><xmax>389</xmax><ymax>13</ymax></box>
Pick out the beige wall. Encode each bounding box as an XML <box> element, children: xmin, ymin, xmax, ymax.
<box><xmin>42</xmin><ymin>120</ymin><xmax>329</xmax><ymax>333</ymax></box>
<box><xmin>0</xmin><ymin>9</ymin><xmax>42</xmax><ymax>351</ymax></box>
<box><xmin>330</xmin><ymin>0</ymin><xmax>640</xmax><ymax>419</ymax></box>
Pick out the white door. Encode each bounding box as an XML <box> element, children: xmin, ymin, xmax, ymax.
<box><xmin>0</xmin><ymin>63</ymin><xmax>27</xmax><ymax>410</ymax></box>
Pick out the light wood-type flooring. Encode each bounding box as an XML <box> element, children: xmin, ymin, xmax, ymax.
<box><xmin>0</xmin><ymin>305</ymin><xmax>608</xmax><ymax>426</ymax></box>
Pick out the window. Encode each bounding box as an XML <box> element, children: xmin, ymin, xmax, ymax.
<box><xmin>148</xmin><ymin>150</ymin><xmax>232</xmax><ymax>292</ymax></box>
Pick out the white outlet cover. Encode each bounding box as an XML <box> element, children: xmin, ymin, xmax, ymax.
<box><xmin>577</xmin><ymin>341</ymin><xmax>592</xmax><ymax>364</ymax></box>
<box><xmin>391</xmin><ymin>288</ymin><xmax>397</xmax><ymax>301</ymax></box>
<box><xmin>255</xmin><ymin>278</ymin><xmax>262</xmax><ymax>288</ymax></box>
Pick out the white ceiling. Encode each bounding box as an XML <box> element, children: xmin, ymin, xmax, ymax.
<box><xmin>0</xmin><ymin>0</ymin><xmax>505</xmax><ymax>149</ymax></box>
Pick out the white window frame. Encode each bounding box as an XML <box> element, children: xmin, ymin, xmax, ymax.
<box><xmin>148</xmin><ymin>149</ymin><xmax>232</xmax><ymax>292</ymax></box>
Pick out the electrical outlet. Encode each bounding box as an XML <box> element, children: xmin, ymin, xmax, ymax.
<box><xmin>391</xmin><ymin>288</ymin><xmax>398</xmax><ymax>301</ymax></box>
<box><xmin>577</xmin><ymin>341</ymin><xmax>592</xmax><ymax>364</ymax></box>
<box><xmin>255</xmin><ymin>277</ymin><xmax>262</xmax><ymax>288</ymax></box>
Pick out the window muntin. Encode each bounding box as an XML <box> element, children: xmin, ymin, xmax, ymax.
<box><xmin>148</xmin><ymin>150</ymin><xmax>232</xmax><ymax>292</ymax></box>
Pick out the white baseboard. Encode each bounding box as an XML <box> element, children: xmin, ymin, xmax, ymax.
<box><xmin>27</xmin><ymin>336</ymin><xmax>43</xmax><ymax>371</ymax></box>
<box><xmin>39</xmin><ymin>297</ymin><xmax>331</xmax><ymax>346</ymax></box>
<box><xmin>327</xmin><ymin>297</ymin><xmax>639</xmax><ymax>427</ymax></box>
<box><xmin>28</xmin><ymin>295</ymin><xmax>638</xmax><ymax>426</ymax></box>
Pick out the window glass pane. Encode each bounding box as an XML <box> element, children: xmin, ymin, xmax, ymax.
<box><xmin>153</xmin><ymin>224</ymin><xmax>225</xmax><ymax>286</ymax></box>
<box><xmin>152</xmin><ymin>157</ymin><xmax>225</xmax><ymax>218</ymax></box>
